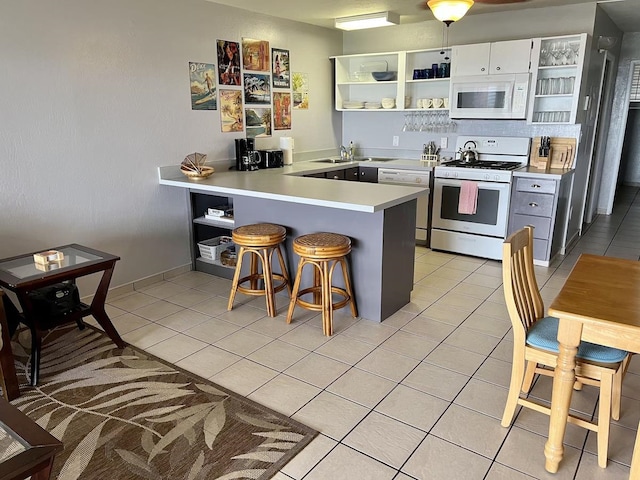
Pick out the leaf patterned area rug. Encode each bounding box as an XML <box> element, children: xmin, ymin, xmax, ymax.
<box><xmin>9</xmin><ymin>325</ymin><xmax>317</xmax><ymax>480</ymax></box>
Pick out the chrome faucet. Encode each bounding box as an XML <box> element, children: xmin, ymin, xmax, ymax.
<box><xmin>340</xmin><ymin>145</ymin><xmax>348</xmax><ymax>161</ymax></box>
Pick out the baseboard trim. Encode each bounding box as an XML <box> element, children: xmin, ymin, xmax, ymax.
<box><xmin>83</xmin><ymin>263</ymin><xmax>193</xmax><ymax>302</ymax></box>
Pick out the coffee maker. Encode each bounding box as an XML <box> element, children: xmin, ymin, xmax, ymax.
<box><xmin>235</xmin><ymin>138</ymin><xmax>255</xmax><ymax>171</ymax></box>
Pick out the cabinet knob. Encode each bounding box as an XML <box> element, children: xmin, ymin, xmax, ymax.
<box><xmin>531</xmin><ymin>184</ymin><xmax>541</xmax><ymax>189</ymax></box>
<box><xmin>361</xmin><ymin>172</ymin><xmax>365</xmax><ymax>175</ymax></box>
<box><xmin>496</xmin><ymin>66</ymin><xmax>501</xmax><ymax>71</ymax></box>
<box><xmin>481</xmin><ymin>67</ymin><xmax>486</xmax><ymax>72</ymax></box>
<box><xmin>529</xmin><ymin>202</ymin><xmax>539</xmax><ymax>208</ymax></box>
<box><xmin>333</xmin><ymin>175</ymin><xmax>340</xmax><ymax>180</ymax></box>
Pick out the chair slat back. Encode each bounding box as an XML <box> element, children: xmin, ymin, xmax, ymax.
<box><xmin>503</xmin><ymin>226</ymin><xmax>544</xmax><ymax>340</ymax></box>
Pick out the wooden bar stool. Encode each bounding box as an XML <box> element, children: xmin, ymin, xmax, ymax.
<box><xmin>227</xmin><ymin>223</ymin><xmax>291</xmax><ymax>317</ymax></box>
<box><xmin>286</xmin><ymin>232</ymin><xmax>357</xmax><ymax>336</ymax></box>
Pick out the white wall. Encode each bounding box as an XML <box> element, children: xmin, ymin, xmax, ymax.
<box><xmin>600</xmin><ymin>33</ymin><xmax>640</xmax><ymax>212</ymax></box>
<box><xmin>0</xmin><ymin>0</ymin><xmax>342</xmax><ymax>291</ymax></box>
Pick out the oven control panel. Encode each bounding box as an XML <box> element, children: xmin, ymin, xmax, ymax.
<box><xmin>434</xmin><ymin>167</ymin><xmax>513</xmax><ymax>183</ymax></box>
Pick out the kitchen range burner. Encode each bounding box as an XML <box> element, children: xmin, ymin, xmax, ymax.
<box><xmin>440</xmin><ymin>159</ymin><xmax>524</xmax><ymax>171</ymax></box>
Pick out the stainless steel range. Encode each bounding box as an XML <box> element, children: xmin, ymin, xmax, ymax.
<box><xmin>431</xmin><ymin>136</ymin><xmax>531</xmax><ymax>260</ymax></box>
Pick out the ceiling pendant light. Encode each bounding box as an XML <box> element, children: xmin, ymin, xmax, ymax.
<box><xmin>427</xmin><ymin>0</ymin><xmax>474</xmax><ymax>26</ymax></box>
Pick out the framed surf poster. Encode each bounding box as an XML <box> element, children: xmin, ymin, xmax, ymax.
<box><xmin>189</xmin><ymin>62</ymin><xmax>216</xmax><ymax>110</ymax></box>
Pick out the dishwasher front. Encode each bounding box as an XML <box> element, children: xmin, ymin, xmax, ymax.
<box><xmin>377</xmin><ymin>168</ymin><xmax>431</xmax><ymax>245</ymax></box>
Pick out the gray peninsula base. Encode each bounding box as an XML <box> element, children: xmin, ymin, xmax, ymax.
<box><xmin>232</xmin><ymin>195</ymin><xmax>416</xmax><ymax>322</ymax></box>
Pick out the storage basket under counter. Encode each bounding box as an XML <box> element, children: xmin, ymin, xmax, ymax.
<box><xmin>197</xmin><ymin>236</ymin><xmax>236</xmax><ymax>265</ymax></box>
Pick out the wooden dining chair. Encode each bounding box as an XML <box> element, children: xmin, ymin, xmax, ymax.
<box><xmin>501</xmin><ymin>226</ymin><xmax>630</xmax><ymax>468</ymax></box>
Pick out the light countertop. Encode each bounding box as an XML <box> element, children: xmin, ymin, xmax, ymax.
<box><xmin>513</xmin><ymin>166</ymin><xmax>575</xmax><ymax>179</ymax></box>
<box><xmin>158</xmin><ymin>159</ymin><xmax>430</xmax><ymax>213</ymax></box>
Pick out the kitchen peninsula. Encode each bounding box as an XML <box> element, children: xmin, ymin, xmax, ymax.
<box><xmin>158</xmin><ymin>161</ymin><xmax>429</xmax><ymax>322</ymax></box>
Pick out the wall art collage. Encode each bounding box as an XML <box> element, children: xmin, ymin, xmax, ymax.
<box><xmin>190</xmin><ymin>37</ymin><xmax>308</xmax><ymax>137</ymax></box>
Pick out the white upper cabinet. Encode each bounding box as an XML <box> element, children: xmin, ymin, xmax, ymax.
<box><xmin>451</xmin><ymin>39</ymin><xmax>532</xmax><ymax>76</ymax></box>
<box><xmin>527</xmin><ymin>33</ymin><xmax>588</xmax><ymax>124</ymax></box>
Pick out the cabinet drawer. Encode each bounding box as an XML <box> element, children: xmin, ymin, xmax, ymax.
<box><xmin>515</xmin><ymin>177</ymin><xmax>557</xmax><ymax>194</ymax></box>
<box><xmin>532</xmin><ymin>238</ymin><xmax>550</xmax><ymax>261</ymax></box>
<box><xmin>511</xmin><ymin>214</ymin><xmax>552</xmax><ymax>240</ymax></box>
<box><xmin>511</xmin><ymin>192</ymin><xmax>554</xmax><ymax>217</ymax></box>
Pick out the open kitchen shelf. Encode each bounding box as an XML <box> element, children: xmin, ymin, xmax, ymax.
<box><xmin>193</xmin><ymin>216</ymin><xmax>235</xmax><ymax>228</ymax></box>
<box><xmin>332</xmin><ymin>48</ymin><xmax>451</xmax><ymax>112</ymax></box>
<box><xmin>189</xmin><ymin>191</ymin><xmax>235</xmax><ymax>280</ymax></box>
<box><xmin>528</xmin><ymin>34</ymin><xmax>588</xmax><ymax>125</ymax></box>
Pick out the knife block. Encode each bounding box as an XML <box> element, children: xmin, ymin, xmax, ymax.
<box><xmin>530</xmin><ymin>137</ymin><xmax>577</xmax><ymax>170</ymax></box>
<box><xmin>530</xmin><ymin>147</ymin><xmax>552</xmax><ymax>172</ymax></box>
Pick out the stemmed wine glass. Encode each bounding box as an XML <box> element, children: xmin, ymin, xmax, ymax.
<box><xmin>570</xmin><ymin>42</ymin><xmax>580</xmax><ymax>65</ymax></box>
<box><xmin>540</xmin><ymin>45</ymin><xmax>549</xmax><ymax>67</ymax></box>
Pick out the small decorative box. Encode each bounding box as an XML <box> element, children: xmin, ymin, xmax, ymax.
<box><xmin>33</xmin><ymin>250</ymin><xmax>64</xmax><ymax>265</ymax></box>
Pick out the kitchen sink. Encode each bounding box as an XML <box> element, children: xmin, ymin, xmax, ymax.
<box><xmin>312</xmin><ymin>158</ymin><xmax>351</xmax><ymax>164</ymax></box>
<box><xmin>312</xmin><ymin>157</ymin><xmax>397</xmax><ymax>164</ymax></box>
<box><xmin>357</xmin><ymin>157</ymin><xmax>395</xmax><ymax>162</ymax></box>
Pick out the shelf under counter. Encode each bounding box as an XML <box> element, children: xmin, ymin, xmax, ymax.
<box><xmin>193</xmin><ymin>215</ymin><xmax>235</xmax><ymax>229</ymax></box>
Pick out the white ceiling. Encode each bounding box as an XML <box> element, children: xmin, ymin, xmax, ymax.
<box><xmin>205</xmin><ymin>0</ymin><xmax>640</xmax><ymax>32</ymax></box>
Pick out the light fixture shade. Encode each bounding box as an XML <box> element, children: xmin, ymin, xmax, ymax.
<box><xmin>335</xmin><ymin>11</ymin><xmax>400</xmax><ymax>31</ymax></box>
<box><xmin>427</xmin><ymin>0</ymin><xmax>474</xmax><ymax>24</ymax></box>
<box><xmin>597</xmin><ymin>35</ymin><xmax>618</xmax><ymax>52</ymax></box>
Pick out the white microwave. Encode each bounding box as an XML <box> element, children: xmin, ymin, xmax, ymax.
<box><xmin>449</xmin><ymin>73</ymin><xmax>530</xmax><ymax>119</ymax></box>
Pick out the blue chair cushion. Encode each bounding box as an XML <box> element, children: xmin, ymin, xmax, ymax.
<box><xmin>527</xmin><ymin>316</ymin><xmax>628</xmax><ymax>364</ymax></box>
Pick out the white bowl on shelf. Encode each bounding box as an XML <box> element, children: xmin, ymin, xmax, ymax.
<box><xmin>381</xmin><ymin>98</ymin><xmax>396</xmax><ymax>109</ymax></box>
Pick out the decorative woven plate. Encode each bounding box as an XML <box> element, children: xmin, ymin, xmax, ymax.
<box><xmin>180</xmin><ymin>166</ymin><xmax>214</xmax><ymax>179</ymax></box>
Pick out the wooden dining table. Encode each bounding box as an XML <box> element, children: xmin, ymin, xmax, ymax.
<box><xmin>544</xmin><ymin>253</ymin><xmax>640</xmax><ymax>474</ymax></box>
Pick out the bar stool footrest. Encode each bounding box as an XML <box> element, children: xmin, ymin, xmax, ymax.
<box><xmin>295</xmin><ymin>286</ymin><xmax>350</xmax><ymax>311</ymax></box>
<box><xmin>237</xmin><ymin>273</ymin><xmax>288</xmax><ymax>297</ymax></box>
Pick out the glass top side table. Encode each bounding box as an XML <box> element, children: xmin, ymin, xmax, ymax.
<box><xmin>0</xmin><ymin>244</ymin><xmax>124</xmax><ymax>386</ymax></box>
<box><xmin>0</xmin><ymin>398</ymin><xmax>63</xmax><ymax>480</ymax></box>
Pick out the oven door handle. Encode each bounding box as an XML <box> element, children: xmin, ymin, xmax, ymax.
<box><xmin>435</xmin><ymin>179</ymin><xmax>510</xmax><ymax>190</ymax></box>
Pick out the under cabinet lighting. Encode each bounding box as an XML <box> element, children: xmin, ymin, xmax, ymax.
<box><xmin>334</xmin><ymin>11</ymin><xmax>400</xmax><ymax>31</ymax></box>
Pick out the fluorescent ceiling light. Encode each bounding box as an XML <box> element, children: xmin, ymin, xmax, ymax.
<box><xmin>427</xmin><ymin>0</ymin><xmax>474</xmax><ymax>25</ymax></box>
<box><xmin>334</xmin><ymin>11</ymin><xmax>400</xmax><ymax>31</ymax></box>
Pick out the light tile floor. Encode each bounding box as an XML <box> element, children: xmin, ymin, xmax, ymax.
<box><xmin>96</xmin><ymin>186</ymin><xmax>640</xmax><ymax>480</ymax></box>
